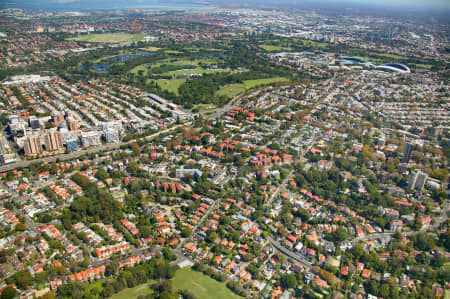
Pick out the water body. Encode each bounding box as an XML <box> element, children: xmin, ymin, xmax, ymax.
<box><xmin>78</xmin><ymin>63</ymin><xmax>110</xmax><ymax>74</ymax></box>
<box><xmin>103</xmin><ymin>54</ymin><xmax>140</xmax><ymax>62</ymax></box>
<box><xmin>1</xmin><ymin>0</ymin><xmax>212</xmax><ymax>11</ymax></box>
<box><xmin>136</xmin><ymin>50</ymin><xmax>156</xmax><ymax>55</ymax></box>
<box><xmin>78</xmin><ymin>53</ymin><xmax>150</xmax><ymax>73</ymax></box>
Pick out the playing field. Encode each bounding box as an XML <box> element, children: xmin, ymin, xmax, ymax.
<box><xmin>243</xmin><ymin>77</ymin><xmax>290</xmax><ymax>89</ymax></box>
<box><xmin>130</xmin><ymin>58</ymin><xmax>220</xmax><ymax>75</ymax></box>
<box><xmin>70</xmin><ymin>33</ymin><xmax>147</xmax><ymax>43</ymax></box>
<box><xmin>155</xmin><ymin>79</ymin><xmax>186</xmax><ymax>95</ymax></box>
<box><xmin>165</xmin><ymin>50</ymin><xmax>184</xmax><ymax>54</ymax></box>
<box><xmin>371</xmin><ymin>52</ymin><xmax>409</xmax><ymax>60</ymax></box>
<box><xmin>139</xmin><ymin>46</ymin><xmax>162</xmax><ymax>51</ymax></box>
<box><xmin>300</xmin><ymin>39</ymin><xmax>330</xmax><ymax>47</ymax></box>
<box><xmin>172</xmin><ymin>268</ymin><xmax>243</xmax><ymax>299</ymax></box>
<box><xmin>192</xmin><ymin>103</ymin><xmax>217</xmax><ymax>112</ymax></box>
<box><xmin>164</xmin><ymin>67</ymin><xmax>231</xmax><ymax>78</ymax></box>
<box><xmin>259</xmin><ymin>44</ymin><xmax>283</xmax><ymax>51</ymax></box>
<box><xmin>259</xmin><ymin>45</ymin><xmax>293</xmax><ymax>52</ymax></box>
<box><xmin>216</xmin><ymin>77</ymin><xmax>290</xmax><ymax>98</ymax></box>
<box><xmin>110</xmin><ymin>283</ymin><xmax>152</xmax><ymax>299</ymax></box>
<box><xmin>216</xmin><ymin>83</ymin><xmax>247</xmax><ymax>98</ymax></box>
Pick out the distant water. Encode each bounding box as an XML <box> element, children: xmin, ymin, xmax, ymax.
<box><xmin>0</xmin><ymin>0</ymin><xmax>213</xmax><ymax>11</ymax></box>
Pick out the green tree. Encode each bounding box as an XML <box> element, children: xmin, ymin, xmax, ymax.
<box><xmin>281</xmin><ymin>273</ymin><xmax>297</xmax><ymax>289</ymax></box>
<box><xmin>1</xmin><ymin>287</ymin><xmax>16</xmax><ymax>299</ymax></box>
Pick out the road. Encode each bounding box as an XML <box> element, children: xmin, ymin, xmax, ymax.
<box><xmin>179</xmin><ymin>199</ymin><xmax>219</xmax><ymax>247</ymax></box>
<box><xmin>268</xmin><ymin>237</ymin><xmax>312</xmax><ymax>270</ymax></box>
<box><xmin>267</xmin><ymin>135</ymin><xmax>316</xmax><ymax>206</ymax></box>
<box><xmin>201</xmin><ymin>94</ymin><xmax>242</xmax><ymax>120</ymax></box>
<box><xmin>350</xmin><ymin>199</ymin><xmax>449</xmax><ymax>246</ymax></box>
<box><xmin>0</xmin><ymin>123</ymin><xmax>187</xmax><ymax>173</ymax></box>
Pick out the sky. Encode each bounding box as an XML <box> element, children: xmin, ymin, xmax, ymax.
<box><xmin>248</xmin><ymin>0</ymin><xmax>450</xmax><ymax>11</ymax></box>
<box><xmin>1</xmin><ymin>0</ymin><xmax>450</xmax><ymax>12</ymax></box>
<box><xmin>319</xmin><ymin>0</ymin><xmax>450</xmax><ymax>9</ymax></box>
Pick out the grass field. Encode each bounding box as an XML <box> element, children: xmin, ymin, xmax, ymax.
<box><xmin>300</xmin><ymin>39</ymin><xmax>330</xmax><ymax>48</ymax></box>
<box><xmin>243</xmin><ymin>77</ymin><xmax>290</xmax><ymax>89</ymax></box>
<box><xmin>172</xmin><ymin>268</ymin><xmax>243</xmax><ymax>299</ymax></box>
<box><xmin>70</xmin><ymin>33</ymin><xmax>147</xmax><ymax>43</ymax></box>
<box><xmin>371</xmin><ymin>52</ymin><xmax>409</xmax><ymax>60</ymax></box>
<box><xmin>155</xmin><ymin>79</ymin><xmax>186</xmax><ymax>95</ymax></box>
<box><xmin>259</xmin><ymin>44</ymin><xmax>283</xmax><ymax>51</ymax></box>
<box><xmin>139</xmin><ymin>46</ymin><xmax>162</xmax><ymax>51</ymax></box>
<box><xmin>216</xmin><ymin>83</ymin><xmax>247</xmax><ymax>98</ymax></box>
<box><xmin>259</xmin><ymin>44</ymin><xmax>293</xmax><ymax>52</ymax></box>
<box><xmin>216</xmin><ymin>77</ymin><xmax>290</xmax><ymax>98</ymax></box>
<box><xmin>164</xmin><ymin>67</ymin><xmax>232</xmax><ymax>78</ymax></box>
<box><xmin>111</xmin><ymin>283</ymin><xmax>152</xmax><ymax>299</ymax></box>
<box><xmin>192</xmin><ymin>103</ymin><xmax>217</xmax><ymax>112</ymax></box>
<box><xmin>130</xmin><ymin>58</ymin><xmax>220</xmax><ymax>76</ymax></box>
<box><xmin>165</xmin><ymin>50</ymin><xmax>184</xmax><ymax>54</ymax></box>
<box><xmin>412</xmin><ymin>63</ymin><xmax>432</xmax><ymax>69</ymax></box>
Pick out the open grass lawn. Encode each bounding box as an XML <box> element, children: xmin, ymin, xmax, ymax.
<box><xmin>243</xmin><ymin>77</ymin><xmax>290</xmax><ymax>89</ymax></box>
<box><xmin>154</xmin><ymin>58</ymin><xmax>220</xmax><ymax>68</ymax></box>
<box><xmin>164</xmin><ymin>67</ymin><xmax>232</xmax><ymax>78</ymax></box>
<box><xmin>131</xmin><ymin>63</ymin><xmax>151</xmax><ymax>75</ymax></box>
<box><xmin>300</xmin><ymin>39</ymin><xmax>330</xmax><ymax>47</ymax></box>
<box><xmin>172</xmin><ymin>268</ymin><xmax>243</xmax><ymax>299</ymax></box>
<box><xmin>70</xmin><ymin>33</ymin><xmax>146</xmax><ymax>43</ymax></box>
<box><xmin>83</xmin><ymin>280</ymin><xmax>104</xmax><ymax>298</ymax></box>
<box><xmin>139</xmin><ymin>46</ymin><xmax>162</xmax><ymax>51</ymax></box>
<box><xmin>111</xmin><ymin>283</ymin><xmax>152</xmax><ymax>299</ymax></box>
<box><xmin>216</xmin><ymin>83</ymin><xmax>247</xmax><ymax>98</ymax></box>
<box><xmin>192</xmin><ymin>103</ymin><xmax>217</xmax><ymax>112</ymax></box>
<box><xmin>259</xmin><ymin>44</ymin><xmax>293</xmax><ymax>52</ymax></box>
<box><xmin>259</xmin><ymin>44</ymin><xmax>283</xmax><ymax>51</ymax></box>
<box><xmin>165</xmin><ymin>50</ymin><xmax>184</xmax><ymax>54</ymax></box>
<box><xmin>412</xmin><ymin>63</ymin><xmax>432</xmax><ymax>69</ymax></box>
<box><xmin>217</xmin><ymin>77</ymin><xmax>290</xmax><ymax>98</ymax></box>
<box><xmin>155</xmin><ymin>79</ymin><xmax>186</xmax><ymax>95</ymax></box>
<box><xmin>130</xmin><ymin>58</ymin><xmax>220</xmax><ymax>75</ymax></box>
<box><xmin>371</xmin><ymin>52</ymin><xmax>409</xmax><ymax>60</ymax></box>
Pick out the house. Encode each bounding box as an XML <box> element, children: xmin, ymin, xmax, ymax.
<box><xmin>361</xmin><ymin>269</ymin><xmax>371</xmax><ymax>279</ymax></box>
<box><xmin>390</xmin><ymin>220</ymin><xmax>403</xmax><ymax>232</ymax></box>
<box><xmin>418</xmin><ymin>215</ymin><xmax>432</xmax><ymax>226</ymax></box>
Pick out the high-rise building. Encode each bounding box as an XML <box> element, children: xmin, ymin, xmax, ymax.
<box><xmin>104</xmin><ymin>127</ymin><xmax>119</xmax><ymax>143</ymax></box>
<box><xmin>408</xmin><ymin>170</ymin><xmax>428</xmax><ymax>191</ymax></box>
<box><xmin>24</xmin><ymin>135</ymin><xmax>43</xmax><ymax>156</ymax></box>
<box><xmin>67</xmin><ymin>117</ymin><xmax>79</xmax><ymax>131</ymax></box>
<box><xmin>8</xmin><ymin>115</ymin><xmax>20</xmax><ymax>125</ymax></box>
<box><xmin>401</xmin><ymin>143</ymin><xmax>412</xmax><ymax>164</ymax></box>
<box><xmin>80</xmin><ymin>131</ymin><xmax>100</xmax><ymax>147</ymax></box>
<box><xmin>65</xmin><ymin>139</ymin><xmax>78</xmax><ymax>151</ymax></box>
<box><xmin>29</xmin><ymin>117</ymin><xmax>40</xmax><ymax>130</ymax></box>
<box><xmin>44</xmin><ymin>131</ymin><xmax>63</xmax><ymax>151</ymax></box>
<box><xmin>52</xmin><ymin>113</ymin><xmax>64</xmax><ymax>125</ymax></box>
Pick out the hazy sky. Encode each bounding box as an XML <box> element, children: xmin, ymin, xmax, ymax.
<box><xmin>251</xmin><ymin>0</ymin><xmax>450</xmax><ymax>10</ymax></box>
<box><xmin>2</xmin><ymin>0</ymin><xmax>450</xmax><ymax>11</ymax></box>
<box><xmin>321</xmin><ymin>0</ymin><xmax>450</xmax><ymax>9</ymax></box>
